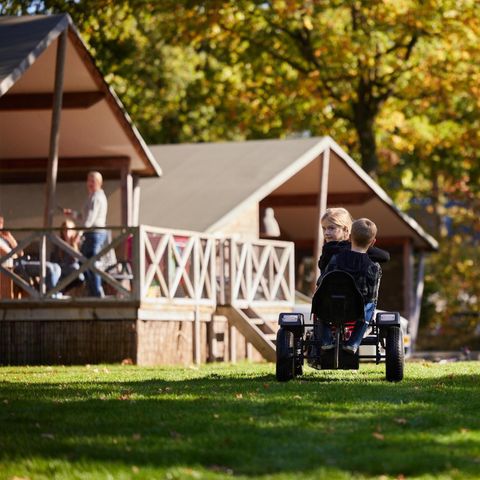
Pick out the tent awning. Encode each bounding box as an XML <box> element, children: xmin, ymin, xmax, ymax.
<box><xmin>141</xmin><ymin>137</ymin><xmax>437</xmax><ymax>251</ymax></box>
<box><xmin>0</xmin><ymin>14</ymin><xmax>161</xmax><ymax>182</ymax></box>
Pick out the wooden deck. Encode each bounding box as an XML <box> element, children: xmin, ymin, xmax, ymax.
<box><xmin>0</xmin><ymin>226</ymin><xmax>295</xmax><ymax>365</ymax></box>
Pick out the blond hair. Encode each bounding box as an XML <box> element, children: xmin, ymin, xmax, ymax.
<box><xmin>88</xmin><ymin>171</ymin><xmax>103</xmax><ymax>186</ymax></box>
<box><xmin>351</xmin><ymin>218</ymin><xmax>377</xmax><ymax>248</ymax></box>
<box><xmin>321</xmin><ymin>208</ymin><xmax>353</xmax><ymax>233</ymax></box>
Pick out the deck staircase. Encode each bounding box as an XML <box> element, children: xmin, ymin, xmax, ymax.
<box><xmin>215</xmin><ymin>305</ymin><xmax>277</xmax><ymax>362</ymax></box>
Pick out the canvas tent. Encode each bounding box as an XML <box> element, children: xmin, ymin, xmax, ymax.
<box><xmin>0</xmin><ymin>14</ymin><xmax>161</xmax><ymax>226</ymax></box>
<box><xmin>140</xmin><ymin>136</ymin><xmax>437</xmax><ymax>328</ymax></box>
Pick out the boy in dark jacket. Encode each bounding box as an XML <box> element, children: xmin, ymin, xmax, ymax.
<box><xmin>318</xmin><ymin>207</ymin><xmax>389</xmax><ymax>273</ymax></box>
<box><xmin>321</xmin><ymin>217</ymin><xmax>382</xmax><ymax>353</ymax></box>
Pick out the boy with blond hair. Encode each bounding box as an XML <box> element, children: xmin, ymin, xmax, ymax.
<box><xmin>321</xmin><ymin>218</ymin><xmax>382</xmax><ymax>353</ymax></box>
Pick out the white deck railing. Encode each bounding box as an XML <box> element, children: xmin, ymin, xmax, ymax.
<box><xmin>0</xmin><ymin>226</ymin><xmax>295</xmax><ymax>308</ymax></box>
<box><xmin>223</xmin><ymin>238</ymin><xmax>295</xmax><ymax>308</ymax></box>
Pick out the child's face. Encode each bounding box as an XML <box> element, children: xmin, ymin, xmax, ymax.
<box><xmin>322</xmin><ymin>220</ymin><xmax>349</xmax><ymax>242</ymax></box>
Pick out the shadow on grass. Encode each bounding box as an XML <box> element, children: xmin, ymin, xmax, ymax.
<box><xmin>0</xmin><ymin>367</ymin><xmax>479</xmax><ymax>478</ymax></box>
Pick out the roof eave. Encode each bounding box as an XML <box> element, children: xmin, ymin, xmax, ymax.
<box><xmin>0</xmin><ymin>14</ymin><xmax>71</xmax><ymax>96</ymax></box>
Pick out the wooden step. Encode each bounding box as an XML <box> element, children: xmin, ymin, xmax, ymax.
<box><xmin>216</xmin><ymin>306</ymin><xmax>276</xmax><ymax>362</ymax></box>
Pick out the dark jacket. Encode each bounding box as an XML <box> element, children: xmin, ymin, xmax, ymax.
<box><xmin>323</xmin><ymin>250</ymin><xmax>381</xmax><ymax>304</ymax></box>
<box><xmin>318</xmin><ymin>240</ymin><xmax>390</xmax><ymax>272</ymax></box>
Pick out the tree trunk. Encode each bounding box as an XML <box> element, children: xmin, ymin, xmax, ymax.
<box><xmin>352</xmin><ymin>101</ymin><xmax>378</xmax><ymax>176</ymax></box>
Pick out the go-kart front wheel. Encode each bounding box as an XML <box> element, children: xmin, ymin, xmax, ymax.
<box><xmin>385</xmin><ymin>326</ymin><xmax>404</xmax><ymax>382</ymax></box>
<box><xmin>276</xmin><ymin>328</ymin><xmax>294</xmax><ymax>382</ymax></box>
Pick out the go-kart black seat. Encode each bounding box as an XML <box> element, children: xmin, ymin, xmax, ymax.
<box><xmin>311</xmin><ymin>270</ymin><xmax>365</xmax><ymax>327</ymax></box>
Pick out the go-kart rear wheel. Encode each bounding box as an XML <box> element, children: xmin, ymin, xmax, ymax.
<box><xmin>385</xmin><ymin>326</ymin><xmax>404</xmax><ymax>382</ymax></box>
<box><xmin>276</xmin><ymin>328</ymin><xmax>294</xmax><ymax>382</ymax></box>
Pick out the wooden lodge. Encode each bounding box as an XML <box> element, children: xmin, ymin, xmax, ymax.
<box><xmin>0</xmin><ymin>15</ymin><xmax>437</xmax><ymax>366</ymax></box>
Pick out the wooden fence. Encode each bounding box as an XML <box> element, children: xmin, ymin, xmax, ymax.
<box><xmin>0</xmin><ymin>226</ymin><xmax>295</xmax><ymax>308</ymax></box>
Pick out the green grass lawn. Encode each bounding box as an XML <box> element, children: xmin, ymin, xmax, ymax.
<box><xmin>0</xmin><ymin>361</ymin><xmax>479</xmax><ymax>480</ymax></box>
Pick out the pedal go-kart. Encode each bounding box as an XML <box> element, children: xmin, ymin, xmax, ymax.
<box><xmin>275</xmin><ymin>270</ymin><xmax>405</xmax><ymax>382</ymax></box>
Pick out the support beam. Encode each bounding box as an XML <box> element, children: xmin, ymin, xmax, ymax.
<box><xmin>0</xmin><ymin>156</ymin><xmax>130</xmax><ymax>170</ymax></box>
<box><xmin>403</xmin><ymin>239</ymin><xmax>414</xmax><ymax>319</ymax></box>
<box><xmin>291</xmin><ymin>237</ymin><xmax>410</xmax><ymax>249</ymax></box>
<box><xmin>0</xmin><ymin>156</ymin><xmax>130</xmax><ymax>183</ymax></box>
<box><xmin>260</xmin><ymin>191</ymin><xmax>374</xmax><ymax>208</ymax></box>
<box><xmin>314</xmin><ymin>149</ymin><xmax>330</xmax><ymax>277</ymax></box>
<box><xmin>44</xmin><ymin>31</ymin><xmax>67</xmax><ymax>228</ymax></box>
<box><xmin>0</xmin><ymin>91</ymin><xmax>105</xmax><ymax>110</ymax></box>
<box><xmin>131</xmin><ymin>175</ymin><xmax>141</xmax><ymax>227</ymax></box>
<box><xmin>409</xmin><ymin>253</ymin><xmax>425</xmax><ymax>352</ymax></box>
<box><xmin>120</xmin><ymin>164</ymin><xmax>133</xmax><ymax>227</ymax></box>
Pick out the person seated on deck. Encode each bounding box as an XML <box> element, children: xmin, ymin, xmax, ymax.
<box><xmin>317</xmin><ymin>207</ymin><xmax>389</xmax><ymax>278</ymax></box>
<box><xmin>50</xmin><ymin>219</ymin><xmax>85</xmax><ymax>291</ymax></box>
<box><xmin>0</xmin><ymin>216</ymin><xmax>61</xmax><ymax>293</ymax></box>
<box><xmin>319</xmin><ymin>217</ymin><xmax>382</xmax><ymax>354</ymax></box>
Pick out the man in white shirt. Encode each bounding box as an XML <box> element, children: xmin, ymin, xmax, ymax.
<box><xmin>64</xmin><ymin>171</ymin><xmax>108</xmax><ymax>297</ymax></box>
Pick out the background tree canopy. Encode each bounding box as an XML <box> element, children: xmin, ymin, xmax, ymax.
<box><xmin>2</xmin><ymin>0</ymin><xmax>480</xmax><ymax>344</ymax></box>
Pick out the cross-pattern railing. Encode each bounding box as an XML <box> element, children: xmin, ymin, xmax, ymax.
<box><xmin>224</xmin><ymin>238</ymin><xmax>295</xmax><ymax>308</ymax></box>
<box><xmin>0</xmin><ymin>226</ymin><xmax>132</xmax><ymax>300</ymax></box>
<box><xmin>140</xmin><ymin>226</ymin><xmax>217</xmax><ymax>306</ymax></box>
<box><xmin>0</xmin><ymin>226</ymin><xmax>295</xmax><ymax>308</ymax></box>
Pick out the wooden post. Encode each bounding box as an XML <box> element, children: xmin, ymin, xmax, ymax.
<box><xmin>314</xmin><ymin>148</ymin><xmax>330</xmax><ymax>278</ymax></box>
<box><xmin>43</xmin><ymin>31</ymin><xmax>67</xmax><ymax>228</ymax></box>
<box><xmin>39</xmin><ymin>233</ymin><xmax>47</xmax><ymax>295</ymax></box>
<box><xmin>218</xmin><ymin>239</ymin><xmax>226</xmax><ymax>305</ymax></box>
<box><xmin>229</xmin><ymin>324</ymin><xmax>237</xmax><ymax>363</ymax></box>
<box><xmin>289</xmin><ymin>242</ymin><xmax>295</xmax><ymax>304</ymax></box>
<box><xmin>246</xmin><ymin>340</ymin><xmax>253</xmax><ymax>361</ymax></box>
<box><xmin>193</xmin><ymin>305</ymin><xmax>201</xmax><ymax>365</ymax></box>
<box><xmin>120</xmin><ymin>164</ymin><xmax>133</xmax><ymax>227</ymax></box>
<box><xmin>131</xmin><ymin>174</ymin><xmax>140</xmax><ymax>227</ymax></box>
<box><xmin>409</xmin><ymin>252</ymin><xmax>425</xmax><ymax>352</ymax></box>
<box><xmin>403</xmin><ymin>239</ymin><xmax>414</xmax><ymax>319</ymax></box>
<box><xmin>132</xmin><ymin>225</ymin><xmax>143</xmax><ymax>302</ymax></box>
<box><xmin>229</xmin><ymin>239</ymin><xmax>236</xmax><ymax>306</ymax></box>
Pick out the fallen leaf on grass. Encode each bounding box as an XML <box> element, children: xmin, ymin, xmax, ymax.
<box><xmin>372</xmin><ymin>432</ymin><xmax>385</xmax><ymax>440</ymax></box>
<box><xmin>41</xmin><ymin>433</ymin><xmax>55</xmax><ymax>440</ymax></box>
<box><xmin>209</xmin><ymin>465</ymin><xmax>234</xmax><ymax>475</ymax></box>
<box><xmin>132</xmin><ymin>433</ymin><xmax>142</xmax><ymax>441</ymax></box>
<box><xmin>119</xmin><ymin>389</ymin><xmax>133</xmax><ymax>400</ymax></box>
<box><xmin>121</xmin><ymin>358</ymin><xmax>133</xmax><ymax>365</ymax></box>
<box><xmin>394</xmin><ymin>417</ymin><xmax>407</xmax><ymax>425</ymax></box>
<box><xmin>235</xmin><ymin>393</ymin><xmax>243</xmax><ymax>399</ymax></box>
<box><xmin>131</xmin><ymin>466</ymin><xmax>140</xmax><ymax>473</ymax></box>
<box><xmin>460</xmin><ymin>428</ymin><xmax>469</xmax><ymax>434</ymax></box>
